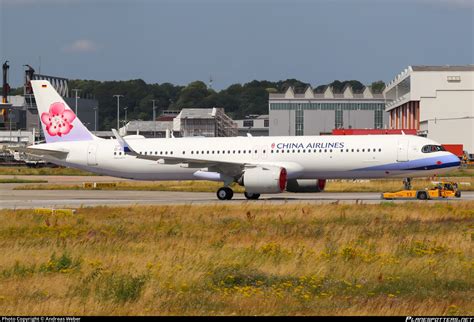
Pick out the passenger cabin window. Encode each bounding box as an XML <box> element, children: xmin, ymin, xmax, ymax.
<box><xmin>422</xmin><ymin>145</ymin><xmax>445</xmax><ymax>153</ymax></box>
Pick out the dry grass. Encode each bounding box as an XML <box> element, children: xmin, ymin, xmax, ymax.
<box><xmin>0</xmin><ymin>178</ymin><xmax>48</xmax><ymax>184</ymax></box>
<box><xmin>0</xmin><ymin>166</ymin><xmax>96</xmax><ymax>176</ymax></box>
<box><xmin>326</xmin><ymin>178</ymin><xmax>474</xmax><ymax>192</ymax></box>
<box><xmin>447</xmin><ymin>167</ymin><xmax>474</xmax><ymax>177</ymax></box>
<box><xmin>0</xmin><ymin>203</ymin><xmax>472</xmax><ymax>315</ymax></box>
<box><xmin>13</xmin><ymin>177</ymin><xmax>474</xmax><ymax>192</ymax></box>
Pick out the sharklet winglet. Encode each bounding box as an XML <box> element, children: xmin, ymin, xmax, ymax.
<box><xmin>112</xmin><ymin>129</ymin><xmax>137</xmax><ymax>155</ymax></box>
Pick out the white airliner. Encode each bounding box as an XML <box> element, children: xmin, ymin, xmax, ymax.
<box><xmin>23</xmin><ymin>80</ymin><xmax>461</xmax><ymax>200</ymax></box>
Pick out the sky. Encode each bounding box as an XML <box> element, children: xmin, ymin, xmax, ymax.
<box><xmin>1</xmin><ymin>0</ymin><xmax>473</xmax><ymax>90</ymax></box>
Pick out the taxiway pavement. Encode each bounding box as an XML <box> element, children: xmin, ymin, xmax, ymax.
<box><xmin>1</xmin><ymin>175</ymin><xmax>472</xmax><ymax>209</ymax></box>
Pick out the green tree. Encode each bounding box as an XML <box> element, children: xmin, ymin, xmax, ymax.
<box><xmin>370</xmin><ymin>80</ymin><xmax>386</xmax><ymax>93</ymax></box>
<box><xmin>328</xmin><ymin>80</ymin><xmax>364</xmax><ymax>93</ymax></box>
<box><xmin>63</xmin><ymin>77</ymin><xmax>372</xmax><ymax>129</ymax></box>
<box><xmin>175</xmin><ymin>81</ymin><xmax>210</xmax><ymax>108</ymax></box>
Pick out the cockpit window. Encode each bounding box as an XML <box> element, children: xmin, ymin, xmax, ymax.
<box><xmin>421</xmin><ymin>145</ymin><xmax>445</xmax><ymax>153</ymax></box>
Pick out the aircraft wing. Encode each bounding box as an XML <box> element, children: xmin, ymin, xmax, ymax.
<box><xmin>112</xmin><ymin>129</ymin><xmax>245</xmax><ymax>176</ymax></box>
<box><xmin>111</xmin><ymin>129</ymin><xmax>302</xmax><ymax>179</ymax></box>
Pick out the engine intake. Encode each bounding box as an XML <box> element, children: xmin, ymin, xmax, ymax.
<box><xmin>286</xmin><ymin>179</ymin><xmax>326</xmax><ymax>193</ymax></box>
<box><xmin>242</xmin><ymin>166</ymin><xmax>287</xmax><ymax>194</ymax></box>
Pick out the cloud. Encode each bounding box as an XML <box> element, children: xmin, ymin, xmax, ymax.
<box><xmin>62</xmin><ymin>39</ymin><xmax>98</xmax><ymax>53</ymax></box>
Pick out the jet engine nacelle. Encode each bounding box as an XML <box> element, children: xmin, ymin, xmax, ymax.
<box><xmin>286</xmin><ymin>179</ymin><xmax>326</xmax><ymax>193</ymax></box>
<box><xmin>242</xmin><ymin>166</ymin><xmax>287</xmax><ymax>193</ymax></box>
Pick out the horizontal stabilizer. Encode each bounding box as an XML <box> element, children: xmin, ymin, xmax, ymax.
<box><xmin>14</xmin><ymin>146</ymin><xmax>69</xmax><ymax>159</ymax></box>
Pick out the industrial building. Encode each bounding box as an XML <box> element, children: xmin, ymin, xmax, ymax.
<box><xmin>172</xmin><ymin>108</ymin><xmax>237</xmax><ymax>137</ymax></box>
<box><xmin>119</xmin><ymin>120</ymin><xmax>177</xmax><ymax>138</ymax></box>
<box><xmin>268</xmin><ymin>85</ymin><xmax>387</xmax><ymax>136</ymax></box>
<box><xmin>234</xmin><ymin>115</ymin><xmax>269</xmax><ymax>136</ymax></box>
<box><xmin>384</xmin><ymin>65</ymin><xmax>474</xmax><ymax>156</ymax></box>
<box><xmin>118</xmin><ymin>108</ymin><xmax>237</xmax><ymax>138</ymax></box>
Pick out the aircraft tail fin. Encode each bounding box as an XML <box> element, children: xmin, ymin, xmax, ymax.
<box><xmin>31</xmin><ymin>80</ymin><xmax>95</xmax><ymax>143</ymax></box>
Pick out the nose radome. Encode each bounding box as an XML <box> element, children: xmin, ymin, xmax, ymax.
<box><xmin>446</xmin><ymin>153</ymin><xmax>461</xmax><ymax>167</ymax></box>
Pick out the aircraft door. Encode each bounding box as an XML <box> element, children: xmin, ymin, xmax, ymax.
<box><xmin>87</xmin><ymin>144</ymin><xmax>98</xmax><ymax>166</ymax></box>
<box><xmin>397</xmin><ymin>138</ymin><xmax>409</xmax><ymax>162</ymax></box>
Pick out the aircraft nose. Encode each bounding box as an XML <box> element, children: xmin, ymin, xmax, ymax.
<box><xmin>445</xmin><ymin>153</ymin><xmax>461</xmax><ymax>168</ymax></box>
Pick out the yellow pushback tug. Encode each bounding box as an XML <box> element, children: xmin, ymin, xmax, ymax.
<box><xmin>382</xmin><ymin>181</ymin><xmax>461</xmax><ymax>200</ymax></box>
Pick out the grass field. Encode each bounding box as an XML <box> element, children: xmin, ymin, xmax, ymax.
<box><xmin>0</xmin><ymin>167</ymin><xmax>96</xmax><ymax>176</ymax></box>
<box><xmin>13</xmin><ymin>177</ymin><xmax>474</xmax><ymax>192</ymax></box>
<box><xmin>0</xmin><ymin>178</ymin><xmax>48</xmax><ymax>184</ymax></box>
<box><xmin>445</xmin><ymin>167</ymin><xmax>474</xmax><ymax>177</ymax></box>
<box><xmin>0</xmin><ymin>203</ymin><xmax>472</xmax><ymax>315</ymax></box>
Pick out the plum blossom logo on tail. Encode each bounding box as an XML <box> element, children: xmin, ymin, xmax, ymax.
<box><xmin>41</xmin><ymin>102</ymin><xmax>76</xmax><ymax>137</ymax></box>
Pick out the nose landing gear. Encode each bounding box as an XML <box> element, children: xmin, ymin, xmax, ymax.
<box><xmin>244</xmin><ymin>192</ymin><xmax>260</xmax><ymax>200</ymax></box>
<box><xmin>403</xmin><ymin>177</ymin><xmax>412</xmax><ymax>190</ymax></box>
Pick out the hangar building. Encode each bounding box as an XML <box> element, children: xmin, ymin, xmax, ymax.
<box><xmin>384</xmin><ymin>65</ymin><xmax>474</xmax><ymax>156</ymax></box>
<box><xmin>268</xmin><ymin>85</ymin><xmax>387</xmax><ymax>136</ymax></box>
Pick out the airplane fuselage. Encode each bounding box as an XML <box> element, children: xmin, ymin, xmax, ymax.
<box><xmin>27</xmin><ymin>79</ymin><xmax>462</xmax><ymax>200</ymax></box>
<box><xmin>35</xmin><ymin>134</ymin><xmax>461</xmax><ymax>181</ymax></box>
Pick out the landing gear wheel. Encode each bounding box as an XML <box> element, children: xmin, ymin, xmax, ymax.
<box><xmin>244</xmin><ymin>192</ymin><xmax>260</xmax><ymax>200</ymax></box>
<box><xmin>455</xmin><ymin>191</ymin><xmax>461</xmax><ymax>198</ymax></box>
<box><xmin>217</xmin><ymin>187</ymin><xmax>234</xmax><ymax>200</ymax></box>
<box><xmin>417</xmin><ymin>191</ymin><xmax>428</xmax><ymax>200</ymax></box>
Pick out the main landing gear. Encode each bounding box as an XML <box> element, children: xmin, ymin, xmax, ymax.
<box><xmin>216</xmin><ymin>187</ymin><xmax>261</xmax><ymax>200</ymax></box>
<box><xmin>217</xmin><ymin>187</ymin><xmax>234</xmax><ymax>200</ymax></box>
<box><xmin>244</xmin><ymin>192</ymin><xmax>260</xmax><ymax>200</ymax></box>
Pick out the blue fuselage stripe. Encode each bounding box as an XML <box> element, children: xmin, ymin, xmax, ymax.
<box><xmin>353</xmin><ymin>155</ymin><xmax>460</xmax><ymax>172</ymax></box>
<box><xmin>406</xmin><ymin>161</ymin><xmax>461</xmax><ymax>171</ymax></box>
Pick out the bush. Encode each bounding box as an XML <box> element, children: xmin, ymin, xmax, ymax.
<box><xmin>40</xmin><ymin>252</ymin><xmax>81</xmax><ymax>273</ymax></box>
<box><xmin>210</xmin><ymin>264</ymin><xmax>275</xmax><ymax>288</ymax></box>
<box><xmin>96</xmin><ymin>272</ymin><xmax>148</xmax><ymax>303</ymax></box>
<box><xmin>1</xmin><ymin>261</ymin><xmax>36</xmax><ymax>278</ymax></box>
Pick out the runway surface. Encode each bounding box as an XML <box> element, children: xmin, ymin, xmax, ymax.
<box><xmin>1</xmin><ymin>175</ymin><xmax>473</xmax><ymax>209</ymax></box>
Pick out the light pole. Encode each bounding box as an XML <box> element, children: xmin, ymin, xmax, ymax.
<box><xmin>113</xmin><ymin>95</ymin><xmax>123</xmax><ymax>130</ymax></box>
<box><xmin>9</xmin><ymin>108</ymin><xmax>13</xmax><ymax>143</ymax></box>
<box><xmin>124</xmin><ymin>106</ymin><xmax>128</xmax><ymax>124</ymax></box>
<box><xmin>72</xmin><ymin>89</ymin><xmax>81</xmax><ymax>116</ymax></box>
<box><xmin>151</xmin><ymin>99</ymin><xmax>158</xmax><ymax>138</ymax></box>
<box><xmin>93</xmin><ymin>107</ymin><xmax>98</xmax><ymax>132</ymax></box>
